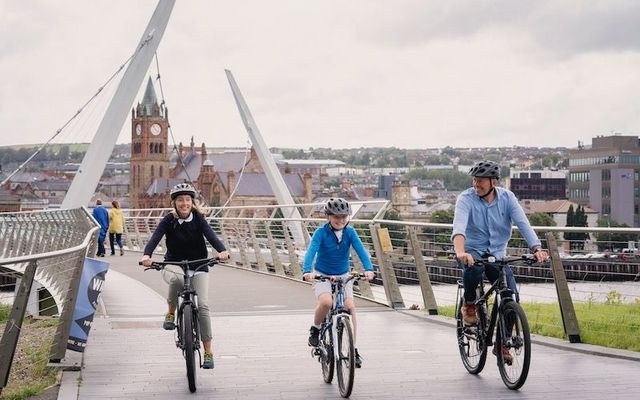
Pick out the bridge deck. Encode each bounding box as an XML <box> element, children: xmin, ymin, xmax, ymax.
<box><xmin>58</xmin><ymin>253</ymin><xmax>640</xmax><ymax>399</ymax></box>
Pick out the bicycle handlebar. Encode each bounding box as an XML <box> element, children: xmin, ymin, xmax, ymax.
<box><xmin>473</xmin><ymin>254</ymin><xmax>540</xmax><ymax>266</ymax></box>
<box><xmin>313</xmin><ymin>271</ymin><xmax>371</xmax><ymax>283</ymax></box>
<box><xmin>138</xmin><ymin>257</ymin><xmax>220</xmax><ymax>272</ymax></box>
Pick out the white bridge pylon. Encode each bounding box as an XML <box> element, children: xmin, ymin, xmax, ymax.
<box><xmin>62</xmin><ymin>0</ymin><xmax>176</xmax><ymax>209</ymax></box>
<box><xmin>225</xmin><ymin>69</ymin><xmax>307</xmax><ymax>247</ymax></box>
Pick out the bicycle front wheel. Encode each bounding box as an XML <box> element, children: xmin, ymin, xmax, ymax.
<box><xmin>496</xmin><ymin>301</ymin><xmax>531</xmax><ymax>390</ymax></box>
<box><xmin>456</xmin><ymin>297</ymin><xmax>487</xmax><ymax>374</ymax></box>
<box><xmin>182</xmin><ymin>305</ymin><xmax>198</xmax><ymax>393</ymax></box>
<box><xmin>335</xmin><ymin>316</ymin><xmax>355</xmax><ymax>398</ymax></box>
<box><xmin>321</xmin><ymin>329</ymin><xmax>334</xmax><ymax>384</ymax></box>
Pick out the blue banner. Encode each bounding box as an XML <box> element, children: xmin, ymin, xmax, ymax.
<box><xmin>67</xmin><ymin>257</ymin><xmax>109</xmax><ymax>352</ymax></box>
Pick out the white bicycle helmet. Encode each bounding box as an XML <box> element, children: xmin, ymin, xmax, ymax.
<box><xmin>170</xmin><ymin>183</ymin><xmax>197</xmax><ymax>200</ymax></box>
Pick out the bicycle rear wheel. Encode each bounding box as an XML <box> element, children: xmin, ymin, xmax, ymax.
<box><xmin>335</xmin><ymin>316</ymin><xmax>355</xmax><ymax>398</ymax></box>
<box><xmin>456</xmin><ymin>296</ymin><xmax>487</xmax><ymax>374</ymax></box>
<box><xmin>496</xmin><ymin>301</ymin><xmax>531</xmax><ymax>390</ymax></box>
<box><xmin>182</xmin><ymin>305</ymin><xmax>197</xmax><ymax>393</ymax></box>
<box><xmin>320</xmin><ymin>328</ymin><xmax>334</xmax><ymax>384</ymax></box>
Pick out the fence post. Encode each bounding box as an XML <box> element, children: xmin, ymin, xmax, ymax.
<box><xmin>0</xmin><ymin>260</ymin><xmax>38</xmax><ymax>390</ymax></box>
<box><xmin>350</xmin><ymin>249</ymin><xmax>374</xmax><ymax>299</ymax></box>
<box><xmin>49</xmin><ymin>251</ymin><xmax>87</xmax><ymax>362</ymax></box>
<box><xmin>407</xmin><ymin>226</ymin><xmax>438</xmax><ymax>314</ymax></box>
<box><xmin>265</xmin><ymin>222</ymin><xmax>285</xmax><ymax>275</ymax></box>
<box><xmin>370</xmin><ymin>223</ymin><xmax>404</xmax><ymax>308</ymax></box>
<box><xmin>248</xmin><ymin>222</ymin><xmax>268</xmax><ymax>272</ymax></box>
<box><xmin>545</xmin><ymin>232</ymin><xmax>581</xmax><ymax>343</ymax></box>
<box><xmin>283</xmin><ymin>224</ymin><xmax>302</xmax><ymax>279</ymax></box>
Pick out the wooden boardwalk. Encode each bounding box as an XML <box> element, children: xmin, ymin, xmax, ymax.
<box><xmin>59</xmin><ymin>253</ymin><xmax>640</xmax><ymax>399</ymax></box>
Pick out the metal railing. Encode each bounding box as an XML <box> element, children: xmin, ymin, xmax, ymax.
<box><xmin>0</xmin><ymin>207</ymin><xmax>99</xmax><ymax>392</ymax></box>
<box><xmin>122</xmin><ymin>202</ymin><xmax>640</xmax><ymax>349</ymax></box>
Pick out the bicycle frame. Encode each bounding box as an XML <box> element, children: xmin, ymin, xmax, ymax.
<box><xmin>312</xmin><ymin>273</ymin><xmax>363</xmax><ymax>398</ymax></box>
<box><xmin>142</xmin><ymin>257</ymin><xmax>218</xmax><ymax>393</ymax></box>
<box><xmin>455</xmin><ymin>254</ymin><xmax>537</xmax><ymax>390</ymax></box>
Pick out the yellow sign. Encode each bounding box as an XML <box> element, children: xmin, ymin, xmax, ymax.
<box><xmin>377</xmin><ymin>228</ymin><xmax>393</xmax><ymax>253</ymax></box>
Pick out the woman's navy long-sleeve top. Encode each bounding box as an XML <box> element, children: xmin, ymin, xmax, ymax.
<box><xmin>143</xmin><ymin>212</ymin><xmax>226</xmax><ymax>272</ymax></box>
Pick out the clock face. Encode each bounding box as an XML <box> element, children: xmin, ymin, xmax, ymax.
<box><xmin>135</xmin><ymin>123</ymin><xmax>142</xmax><ymax>136</ymax></box>
<box><xmin>150</xmin><ymin>123</ymin><xmax>162</xmax><ymax>136</ymax></box>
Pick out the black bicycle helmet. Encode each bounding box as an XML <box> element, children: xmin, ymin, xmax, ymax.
<box><xmin>324</xmin><ymin>198</ymin><xmax>351</xmax><ymax>216</ymax></box>
<box><xmin>468</xmin><ymin>160</ymin><xmax>500</xmax><ymax>179</ymax></box>
<box><xmin>170</xmin><ymin>183</ymin><xmax>197</xmax><ymax>200</ymax></box>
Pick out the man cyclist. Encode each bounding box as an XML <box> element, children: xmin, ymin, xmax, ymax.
<box><xmin>303</xmin><ymin>198</ymin><xmax>375</xmax><ymax>368</ymax></box>
<box><xmin>451</xmin><ymin>161</ymin><xmax>549</xmax><ymax>359</ymax></box>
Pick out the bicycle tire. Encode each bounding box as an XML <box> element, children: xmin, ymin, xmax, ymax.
<box><xmin>183</xmin><ymin>305</ymin><xmax>197</xmax><ymax>393</ymax></box>
<box><xmin>496</xmin><ymin>301</ymin><xmax>531</xmax><ymax>390</ymax></box>
<box><xmin>335</xmin><ymin>316</ymin><xmax>355</xmax><ymax>398</ymax></box>
<box><xmin>456</xmin><ymin>296</ymin><xmax>487</xmax><ymax>374</ymax></box>
<box><xmin>321</xmin><ymin>327</ymin><xmax>334</xmax><ymax>384</ymax></box>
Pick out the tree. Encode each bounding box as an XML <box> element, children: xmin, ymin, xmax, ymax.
<box><xmin>509</xmin><ymin>212</ymin><xmax>556</xmax><ymax>250</ymax></box>
<box><xmin>381</xmin><ymin>209</ymin><xmax>407</xmax><ymax>251</ymax></box>
<box><xmin>427</xmin><ymin>209</ymin><xmax>454</xmax><ymax>254</ymax></box>
<box><xmin>564</xmin><ymin>205</ymin><xmax>589</xmax><ymax>250</ymax></box>
<box><xmin>594</xmin><ymin>217</ymin><xmax>640</xmax><ymax>251</ymax></box>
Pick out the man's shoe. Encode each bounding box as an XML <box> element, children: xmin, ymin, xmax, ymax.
<box><xmin>202</xmin><ymin>352</ymin><xmax>214</xmax><ymax>369</ymax></box>
<box><xmin>461</xmin><ymin>304</ymin><xmax>478</xmax><ymax>325</ymax></box>
<box><xmin>308</xmin><ymin>326</ymin><xmax>320</xmax><ymax>347</ymax></box>
<box><xmin>354</xmin><ymin>348</ymin><xmax>362</xmax><ymax>368</ymax></box>
<box><xmin>120</xmin><ymin>248</ymin><xmax>124</xmax><ymax>256</ymax></box>
<box><xmin>163</xmin><ymin>313</ymin><xmax>175</xmax><ymax>330</ymax></box>
<box><xmin>492</xmin><ymin>345</ymin><xmax>513</xmax><ymax>365</ymax></box>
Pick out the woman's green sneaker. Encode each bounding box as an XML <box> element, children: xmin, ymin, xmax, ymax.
<box><xmin>163</xmin><ymin>313</ymin><xmax>175</xmax><ymax>330</ymax></box>
<box><xmin>203</xmin><ymin>352</ymin><xmax>214</xmax><ymax>369</ymax></box>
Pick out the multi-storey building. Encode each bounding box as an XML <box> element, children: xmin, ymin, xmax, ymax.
<box><xmin>509</xmin><ymin>169</ymin><xmax>567</xmax><ymax>200</ymax></box>
<box><xmin>568</xmin><ymin>135</ymin><xmax>640</xmax><ymax>227</ymax></box>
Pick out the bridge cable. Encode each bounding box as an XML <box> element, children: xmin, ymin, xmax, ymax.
<box><xmin>152</xmin><ymin>53</ymin><xmax>251</xmax><ymax>216</ymax></box>
<box><xmin>1</xmin><ymin>35</ymin><xmax>156</xmax><ymax>187</ymax></box>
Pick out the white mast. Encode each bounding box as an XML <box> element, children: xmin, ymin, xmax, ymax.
<box><xmin>225</xmin><ymin>69</ymin><xmax>307</xmax><ymax>246</ymax></box>
<box><xmin>62</xmin><ymin>0</ymin><xmax>175</xmax><ymax>208</ymax></box>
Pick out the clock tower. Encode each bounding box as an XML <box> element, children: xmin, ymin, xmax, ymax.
<box><xmin>130</xmin><ymin>77</ymin><xmax>170</xmax><ymax>208</ymax></box>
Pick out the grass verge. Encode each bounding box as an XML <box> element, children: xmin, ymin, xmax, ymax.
<box><xmin>0</xmin><ymin>304</ymin><xmax>59</xmax><ymax>400</ymax></box>
<box><xmin>438</xmin><ymin>301</ymin><xmax>640</xmax><ymax>352</ymax></box>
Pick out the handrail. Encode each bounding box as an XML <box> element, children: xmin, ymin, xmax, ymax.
<box><xmin>0</xmin><ymin>226</ymin><xmax>99</xmax><ymax>266</ymax></box>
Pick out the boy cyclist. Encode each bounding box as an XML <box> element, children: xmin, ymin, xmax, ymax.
<box><xmin>302</xmin><ymin>198</ymin><xmax>375</xmax><ymax>368</ymax></box>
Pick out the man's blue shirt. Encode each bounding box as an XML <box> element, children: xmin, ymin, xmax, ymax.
<box><xmin>451</xmin><ymin>187</ymin><xmax>541</xmax><ymax>259</ymax></box>
<box><xmin>303</xmin><ymin>223</ymin><xmax>373</xmax><ymax>275</ymax></box>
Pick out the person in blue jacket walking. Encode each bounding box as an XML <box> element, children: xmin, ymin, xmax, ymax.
<box><xmin>303</xmin><ymin>197</ymin><xmax>374</xmax><ymax>368</ymax></box>
<box><xmin>92</xmin><ymin>199</ymin><xmax>109</xmax><ymax>257</ymax></box>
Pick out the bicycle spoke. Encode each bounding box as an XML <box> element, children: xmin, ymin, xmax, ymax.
<box><xmin>497</xmin><ymin>302</ymin><xmax>531</xmax><ymax>390</ymax></box>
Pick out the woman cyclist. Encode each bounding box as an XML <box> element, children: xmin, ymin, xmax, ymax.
<box><xmin>302</xmin><ymin>197</ymin><xmax>375</xmax><ymax>368</ymax></box>
<box><xmin>140</xmin><ymin>183</ymin><xmax>230</xmax><ymax>369</ymax></box>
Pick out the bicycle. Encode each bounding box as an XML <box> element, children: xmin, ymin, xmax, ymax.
<box><xmin>310</xmin><ymin>272</ymin><xmax>366</xmax><ymax>398</ymax></box>
<box><xmin>139</xmin><ymin>256</ymin><xmax>218</xmax><ymax>393</ymax></box>
<box><xmin>455</xmin><ymin>254</ymin><xmax>537</xmax><ymax>390</ymax></box>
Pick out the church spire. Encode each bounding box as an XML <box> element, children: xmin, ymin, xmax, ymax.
<box><xmin>142</xmin><ymin>76</ymin><xmax>160</xmax><ymax>116</ymax></box>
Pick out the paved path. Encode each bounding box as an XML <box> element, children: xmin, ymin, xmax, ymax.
<box><xmin>59</xmin><ymin>253</ymin><xmax>640</xmax><ymax>399</ymax></box>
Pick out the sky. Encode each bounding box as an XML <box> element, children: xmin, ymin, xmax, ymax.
<box><xmin>2</xmin><ymin>0</ymin><xmax>640</xmax><ymax>150</ymax></box>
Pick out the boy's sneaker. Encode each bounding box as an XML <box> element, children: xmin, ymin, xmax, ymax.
<box><xmin>308</xmin><ymin>326</ymin><xmax>320</xmax><ymax>347</ymax></box>
<box><xmin>355</xmin><ymin>348</ymin><xmax>363</xmax><ymax>368</ymax></box>
<box><xmin>163</xmin><ymin>313</ymin><xmax>175</xmax><ymax>330</ymax></box>
<box><xmin>202</xmin><ymin>352</ymin><xmax>214</xmax><ymax>369</ymax></box>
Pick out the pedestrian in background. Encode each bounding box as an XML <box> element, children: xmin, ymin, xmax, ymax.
<box><xmin>109</xmin><ymin>200</ymin><xmax>125</xmax><ymax>256</ymax></box>
<box><xmin>92</xmin><ymin>198</ymin><xmax>109</xmax><ymax>257</ymax></box>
